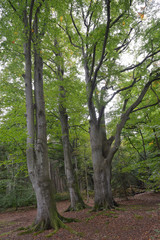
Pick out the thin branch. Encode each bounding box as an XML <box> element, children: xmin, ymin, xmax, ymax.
<box><xmin>127</xmin><ymin>136</ymin><xmax>145</xmax><ymax>160</ymax></box>
<box><xmin>29</xmin><ymin>0</ymin><xmax>35</xmax><ymax>27</ymax></box>
<box><xmin>47</xmin><ymin>111</ymin><xmax>60</xmax><ymax>120</ymax></box>
<box><xmin>115</xmin><ymin>28</ymin><xmax>133</xmax><ymax>52</ymax></box>
<box><xmin>92</xmin><ymin>0</ymin><xmax>111</xmax><ymax>84</ymax></box>
<box><xmin>121</xmin><ymin>49</ymin><xmax>160</xmax><ymax>72</ymax></box>
<box><xmin>89</xmin><ymin>0</ymin><xmax>111</xmax><ymax>105</ymax></box>
<box><xmin>110</xmin><ymin>12</ymin><xmax>126</xmax><ymax>28</ymax></box>
<box><xmin>90</xmin><ymin>43</ymin><xmax>97</xmax><ymax>78</ymax></box>
<box><xmin>97</xmin><ymin>77</ymin><xmax>138</xmax><ymax>125</ymax></box>
<box><xmin>70</xmin><ymin>4</ymin><xmax>84</xmax><ymax>45</ymax></box>
<box><xmin>43</xmin><ymin>62</ymin><xmax>56</xmax><ymax>74</ymax></box>
<box><xmin>86</xmin><ymin>0</ymin><xmax>93</xmax><ymax>20</ymax></box>
<box><xmin>122</xmin><ymin>98</ymin><xmax>129</xmax><ymax>112</ymax></box>
<box><xmin>80</xmin><ymin>2</ymin><xmax>87</xmax><ymax>27</ymax></box>
<box><xmin>69</xmin><ymin>125</ymin><xmax>89</xmax><ymax>133</ymax></box>
<box><xmin>106</xmin><ymin>74</ymin><xmax>160</xmax><ymax>163</ymax></box>
<box><xmin>150</xmin><ymin>86</ymin><xmax>160</xmax><ymax>103</ymax></box>
<box><xmin>106</xmin><ymin>77</ymin><xmax>139</xmax><ymax>105</ymax></box>
<box><xmin>8</xmin><ymin>0</ymin><xmax>18</xmax><ymax>13</ymax></box>
<box><xmin>126</xmin><ymin>75</ymin><xmax>160</xmax><ymax>115</ymax></box>
<box><xmin>58</xmin><ymin>23</ymin><xmax>82</xmax><ymax>49</ymax></box>
<box><xmin>132</xmin><ymin>101</ymin><xmax>159</xmax><ymax>113</ymax></box>
<box><xmin>139</xmin><ymin>128</ymin><xmax>147</xmax><ymax>159</ymax></box>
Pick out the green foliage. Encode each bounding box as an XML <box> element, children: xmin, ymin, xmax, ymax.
<box><xmin>55</xmin><ymin>192</ymin><xmax>70</xmax><ymax>202</ymax></box>
<box><xmin>0</xmin><ymin>0</ymin><xmax>160</xmax><ymax>211</ymax></box>
<box><xmin>0</xmin><ymin>175</ymin><xmax>36</xmax><ymax>211</ymax></box>
<box><xmin>112</xmin><ymin>98</ymin><xmax>160</xmax><ymax>195</ymax></box>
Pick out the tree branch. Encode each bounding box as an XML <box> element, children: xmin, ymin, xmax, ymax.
<box><xmin>58</xmin><ymin>23</ymin><xmax>82</xmax><ymax>49</ymax></box>
<box><xmin>132</xmin><ymin>101</ymin><xmax>159</xmax><ymax>113</ymax></box>
<box><xmin>127</xmin><ymin>136</ymin><xmax>145</xmax><ymax>160</ymax></box>
<box><xmin>70</xmin><ymin>124</ymin><xmax>89</xmax><ymax>133</ymax></box>
<box><xmin>110</xmin><ymin>12</ymin><xmax>125</xmax><ymax>28</ymax></box>
<box><xmin>89</xmin><ymin>0</ymin><xmax>111</xmax><ymax>109</ymax></box>
<box><xmin>106</xmin><ymin>73</ymin><xmax>160</xmax><ymax>163</ymax></box>
<box><xmin>70</xmin><ymin>4</ymin><xmax>84</xmax><ymax>46</ymax></box>
<box><xmin>121</xmin><ymin>49</ymin><xmax>160</xmax><ymax>72</ymax></box>
<box><xmin>106</xmin><ymin>76</ymin><xmax>139</xmax><ymax>105</ymax></box>
<box><xmin>150</xmin><ymin>86</ymin><xmax>160</xmax><ymax>103</ymax></box>
<box><xmin>90</xmin><ymin>43</ymin><xmax>97</xmax><ymax>78</ymax></box>
<box><xmin>92</xmin><ymin>0</ymin><xmax>111</xmax><ymax>86</ymax></box>
<box><xmin>7</xmin><ymin>0</ymin><xmax>24</xmax><ymax>20</ymax></box>
<box><xmin>43</xmin><ymin>61</ymin><xmax>56</xmax><ymax>74</ymax></box>
<box><xmin>8</xmin><ymin>0</ymin><xmax>18</xmax><ymax>13</ymax></box>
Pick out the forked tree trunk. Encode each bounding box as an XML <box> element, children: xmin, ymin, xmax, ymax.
<box><xmin>33</xmin><ymin>47</ymin><xmax>57</xmax><ymax>228</ymax></box>
<box><xmin>23</xmin><ymin>8</ymin><xmax>67</xmax><ymax>231</ymax></box>
<box><xmin>90</xmin><ymin>120</ymin><xmax>115</xmax><ymax>210</ymax></box>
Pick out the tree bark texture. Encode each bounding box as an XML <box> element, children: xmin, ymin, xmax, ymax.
<box><xmin>23</xmin><ymin>8</ymin><xmax>66</xmax><ymax>231</ymax></box>
<box><xmin>54</xmin><ymin>36</ymin><xmax>86</xmax><ymax>210</ymax></box>
<box><xmin>89</xmin><ymin>120</ymin><xmax>114</xmax><ymax>210</ymax></box>
<box><xmin>59</xmin><ymin>86</ymin><xmax>85</xmax><ymax>211</ymax></box>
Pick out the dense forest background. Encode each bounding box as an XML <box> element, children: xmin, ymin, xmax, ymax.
<box><xmin>0</xmin><ymin>0</ymin><xmax>160</xmax><ymax>215</ymax></box>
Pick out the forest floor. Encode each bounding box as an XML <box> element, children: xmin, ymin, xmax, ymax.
<box><xmin>0</xmin><ymin>192</ymin><xmax>160</xmax><ymax>240</ymax></box>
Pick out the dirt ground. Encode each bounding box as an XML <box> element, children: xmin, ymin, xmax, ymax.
<box><xmin>0</xmin><ymin>192</ymin><xmax>160</xmax><ymax>240</ymax></box>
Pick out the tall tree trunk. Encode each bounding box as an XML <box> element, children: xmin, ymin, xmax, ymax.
<box><xmin>89</xmin><ymin>120</ymin><xmax>114</xmax><ymax>210</ymax></box>
<box><xmin>23</xmin><ymin>8</ymin><xmax>68</xmax><ymax>231</ymax></box>
<box><xmin>33</xmin><ymin>46</ymin><xmax>56</xmax><ymax>229</ymax></box>
<box><xmin>54</xmin><ymin>37</ymin><xmax>85</xmax><ymax>210</ymax></box>
<box><xmin>59</xmin><ymin>85</ymin><xmax>86</xmax><ymax>211</ymax></box>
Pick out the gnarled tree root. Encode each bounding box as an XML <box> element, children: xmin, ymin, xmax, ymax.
<box><xmin>17</xmin><ymin>214</ymin><xmax>78</xmax><ymax>237</ymax></box>
<box><xmin>92</xmin><ymin>202</ymin><xmax>118</xmax><ymax>212</ymax></box>
<box><xmin>65</xmin><ymin>202</ymin><xmax>91</xmax><ymax>212</ymax></box>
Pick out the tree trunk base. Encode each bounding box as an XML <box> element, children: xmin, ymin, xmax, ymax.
<box><xmin>17</xmin><ymin>213</ymin><xmax>76</xmax><ymax>236</ymax></box>
<box><xmin>93</xmin><ymin>199</ymin><xmax>118</xmax><ymax>211</ymax></box>
<box><xmin>65</xmin><ymin>202</ymin><xmax>89</xmax><ymax>212</ymax></box>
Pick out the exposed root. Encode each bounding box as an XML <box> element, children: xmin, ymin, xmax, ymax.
<box><xmin>17</xmin><ymin>224</ymin><xmax>35</xmax><ymax>235</ymax></box>
<box><xmin>65</xmin><ymin>203</ymin><xmax>90</xmax><ymax>212</ymax></box>
<box><xmin>58</xmin><ymin>213</ymin><xmax>79</xmax><ymax>223</ymax></box>
<box><xmin>17</xmin><ymin>213</ymin><xmax>78</xmax><ymax>237</ymax></box>
<box><xmin>92</xmin><ymin>202</ymin><xmax>117</xmax><ymax>212</ymax></box>
<box><xmin>46</xmin><ymin>224</ymin><xmax>81</xmax><ymax>238</ymax></box>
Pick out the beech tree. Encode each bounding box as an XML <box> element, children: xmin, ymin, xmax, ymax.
<box><xmin>57</xmin><ymin>0</ymin><xmax>160</xmax><ymax>209</ymax></box>
<box><xmin>1</xmin><ymin>0</ymin><xmax>160</xmax><ymax>220</ymax></box>
<box><xmin>1</xmin><ymin>0</ymin><xmax>71</xmax><ymax>231</ymax></box>
<box><xmin>37</xmin><ymin>5</ymin><xmax>87</xmax><ymax>208</ymax></box>
<box><xmin>47</xmin><ymin>38</ymin><xmax>86</xmax><ymax>210</ymax></box>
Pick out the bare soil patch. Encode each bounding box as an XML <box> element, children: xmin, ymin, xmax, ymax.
<box><xmin>0</xmin><ymin>192</ymin><xmax>160</xmax><ymax>240</ymax></box>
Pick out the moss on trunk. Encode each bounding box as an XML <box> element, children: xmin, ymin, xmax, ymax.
<box><xmin>18</xmin><ymin>211</ymin><xmax>77</xmax><ymax>236</ymax></box>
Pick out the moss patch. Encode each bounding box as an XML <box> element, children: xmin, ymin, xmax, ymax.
<box><xmin>0</xmin><ymin>231</ymin><xmax>13</xmax><ymax>237</ymax></box>
<box><xmin>134</xmin><ymin>214</ymin><xmax>143</xmax><ymax>220</ymax></box>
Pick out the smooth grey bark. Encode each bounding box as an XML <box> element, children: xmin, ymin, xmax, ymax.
<box><xmin>67</xmin><ymin>0</ymin><xmax>160</xmax><ymax>210</ymax></box>
<box><xmin>23</xmin><ymin>9</ymin><xmax>35</xmax><ymax>184</ymax></box>
<box><xmin>58</xmin><ymin>66</ymin><xmax>85</xmax><ymax>210</ymax></box>
<box><xmin>33</xmin><ymin>44</ymin><xmax>55</xmax><ymax>227</ymax></box>
<box><xmin>68</xmin><ymin>0</ymin><xmax>158</xmax><ymax>210</ymax></box>
<box><xmin>59</xmin><ymin>97</ymin><xmax>85</xmax><ymax>210</ymax></box>
<box><xmin>22</xmin><ymin>5</ymin><xmax>66</xmax><ymax>230</ymax></box>
<box><xmin>84</xmin><ymin>148</ymin><xmax>89</xmax><ymax>202</ymax></box>
<box><xmin>89</xmin><ymin>118</ymin><xmax>115</xmax><ymax>209</ymax></box>
<box><xmin>86</xmin><ymin>68</ymin><xmax>159</xmax><ymax>210</ymax></box>
<box><xmin>49</xmin><ymin>38</ymin><xmax>85</xmax><ymax>210</ymax></box>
